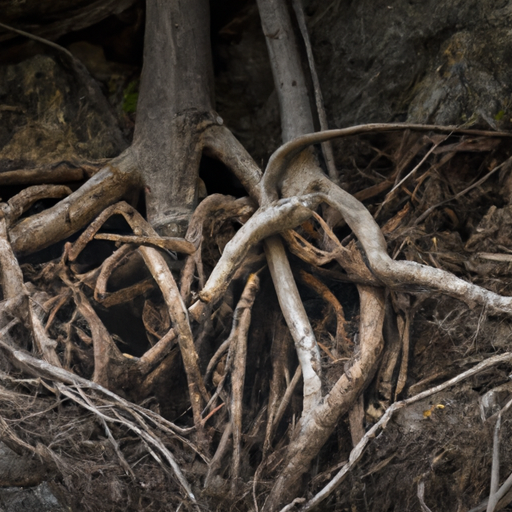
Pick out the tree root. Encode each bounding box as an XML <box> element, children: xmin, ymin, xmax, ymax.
<box><xmin>4</xmin><ymin>1</ymin><xmax>512</xmax><ymax>510</ymax></box>
<box><xmin>9</xmin><ymin>149</ymin><xmax>140</xmax><ymax>256</ymax></box>
<box><xmin>263</xmin><ymin>285</ymin><xmax>385</xmax><ymax>511</ymax></box>
<box><xmin>5</xmin><ymin>81</ymin><xmax>512</xmax><ymax>512</ymax></box>
<box><xmin>5</xmin><ymin>109</ymin><xmax>512</xmax><ymax>511</ymax></box>
<box><xmin>4</xmin><ymin>122</ymin><xmax>512</xmax><ymax>512</ymax></box>
<box><xmin>296</xmin><ymin>351</ymin><xmax>512</xmax><ymax>512</ymax></box>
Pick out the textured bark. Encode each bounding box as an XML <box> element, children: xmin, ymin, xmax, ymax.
<box><xmin>4</xmin><ymin>1</ymin><xmax>512</xmax><ymax>511</ymax></box>
<box><xmin>9</xmin><ymin>150</ymin><xmax>139</xmax><ymax>256</ymax></box>
<box><xmin>133</xmin><ymin>0</ymin><xmax>217</xmax><ymax>237</ymax></box>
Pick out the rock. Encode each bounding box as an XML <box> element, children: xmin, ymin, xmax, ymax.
<box><xmin>0</xmin><ymin>54</ymin><xmax>127</xmax><ymax>172</ymax></box>
<box><xmin>0</xmin><ymin>442</ymin><xmax>47</xmax><ymax>488</ymax></box>
<box><xmin>309</xmin><ymin>0</ymin><xmax>512</xmax><ymax>129</ymax></box>
<box><xmin>0</xmin><ymin>482</ymin><xmax>67</xmax><ymax>512</ymax></box>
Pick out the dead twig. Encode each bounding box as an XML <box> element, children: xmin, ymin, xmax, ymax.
<box><xmin>414</xmin><ymin>156</ymin><xmax>512</xmax><ymax>226</ymax></box>
<box><xmin>298</xmin><ymin>351</ymin><xmax>512</xmax><ymax>512</ymax></box>
<box><xmin>93</xmin><ymin>233</ymin><xmax>195</xmax><ymax>255</ymax></box>
<box><xmin>56</xmin><ymin>383</ymin><xmax>197</xmax><ymax>504</ymax></box>
<box><xmin>417</xmin><ymin>480</ymin><xmax>434</xmax><ymax>512</ymax></box>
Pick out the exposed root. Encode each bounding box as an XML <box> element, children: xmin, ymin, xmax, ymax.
<box><xmin>4</xmin><ymin>121</ymin><xmax>512</xmax><ymax>512</ymax></box>
<box><xmin>261</xmin><ymin>123</ymin><xmax>512</xmax><ymax>204</ymax></box>
<box><xmin>192</xmin><ymin>194</ymin><xmax>320</xmax><ymax>310</ymax></box>
<box><xmin>3</xmin><ymin>55</ymin><xmax>512</xmax><ymax>511</ymax></box>
<box><xmin>0</xmin><ymin>160</ymin><xmax>105</xmax><ymax>186</ymax></box>
<box><xmin>230</xmin><ymin>273</ymin><xmax>260</xmax><ymax>493</ymax></box>
<box><xmin>262</xmin><ymin>285</ymin><xmax>385</xmax><ymax>511</ymax></box>
<box><xmin>298</xmin><ymin>269</ymin><xmax>350</xmax><ymax>350</ymax></box>
<box><xmin>4</xmin><ymin>0</ymin><xmax>512</xmax><ymax>509</ymax></box>
<box><xmin>9</xmin><ymin>149</ymin><xmax>140</xmax><ymax>256</ymax></box>
<box><xmin>181</xmin><ymin>194</ymin><xmax>256</xmax><ymax>304</ymax></box>
<box><xmin>94</xmin><ymin>244</ymin><xmax>138</xmax><ymax>301</ymax></box>
<box><xmin>265</xmin><ymin>236</ymin><xmax>322</xmax><ymax>414</ymax></box>
<box><xmin>93</xmin><ymin>233</ymin><xmax>195</xmax><ymax>255</ymax></box>
<box><xmin>297</xmin><ymin>351</ymin><xmax>512</xmax><ymax>512</ymax></box>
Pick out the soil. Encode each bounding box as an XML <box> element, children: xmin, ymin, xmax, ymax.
<box><xmin>2</xmin><ymin>1</ymin><xmax>512</xmax><ymax>511</ymax></box>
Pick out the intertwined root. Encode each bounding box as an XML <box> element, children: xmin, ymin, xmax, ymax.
<box><xmin>2</xmin><ymin>124</ymin><xmax>512</xmax><ymax>511</ymax></box>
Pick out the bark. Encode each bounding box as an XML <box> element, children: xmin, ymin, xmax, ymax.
<box><xmin>264</xmin><ymin>286</ymin><xmax>385</xmax><ymax>510</ymax></box>
<box><xmin>9</xmin><ymin>150</ymin><xmax>139</xmax><ymax>256</ymax></box>
<box><xmin>3</xmin><ymin>1</ymin><xmax>512</xmax><ymax>511</ymax></box>
<box><xmin>256</xmin><ymin>0</ymin><xmax>314</xmax><ymax>142</ymax></box>
<box><xmin>133</xmin><ymin>0</ymin><xmax>217</xmax><ymax>237</ymax></box>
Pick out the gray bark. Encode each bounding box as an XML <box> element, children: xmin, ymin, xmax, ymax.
<box><xmin>133</xmin><ymin>0</ymin><xmax>216</xmax><ymax>237</ymax></box>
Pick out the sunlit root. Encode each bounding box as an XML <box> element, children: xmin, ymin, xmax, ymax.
<box><xmin>265</xmin><ymin>236</ymin><xmax>322</xmax><ymax>414</ymax></box>
<box><xmin>268</xmin><ymin>131</ymin><xmax>512</xmax><ymax>315</ymax></box>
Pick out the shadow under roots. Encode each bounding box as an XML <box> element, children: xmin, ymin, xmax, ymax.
<box><xmin>199</xmin><ymin>153</ymin><xmax>247</xmax><ymax>198</ymax></box>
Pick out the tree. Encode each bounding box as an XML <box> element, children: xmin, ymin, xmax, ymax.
<box><xmin>2</xmin><ymin>1</ymin><xmax>512</xmax><ymax>511</ymax></box>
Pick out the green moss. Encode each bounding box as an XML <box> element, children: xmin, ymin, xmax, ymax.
<box><xmin>122</xmin><ymin>80</ymin><xmax>139</xmax><ymax>113</ymax></box>
<box><xmin>494</xmin><ymin>110</ymin><xmax>505</xmax><ymax>121</ymax></box>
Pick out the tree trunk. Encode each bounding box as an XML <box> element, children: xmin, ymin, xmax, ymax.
<box><xmin>2</xmin><ymin>1</ymin><xmax>512</xmax><ymax>511</ymax></box>
<box><xmin>133</xmin><ymin>0</ymin><xmax>216</xmax><ymax>237</ymax></box>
